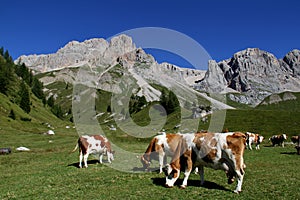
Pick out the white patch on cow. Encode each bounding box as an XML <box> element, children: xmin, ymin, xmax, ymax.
<box><xmin>282</xmin><ymin>134</ymin><xmax>287</xmax><ymax>140</ymax></box>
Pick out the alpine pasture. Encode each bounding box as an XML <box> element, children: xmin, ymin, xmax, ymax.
<box><xmin>0</xmin><ymin>106</ymin><xmax>299</xmax><ymax>200</ymax></box>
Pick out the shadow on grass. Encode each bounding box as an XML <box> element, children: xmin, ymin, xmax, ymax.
<box><xmin>151</xmin><ymin>177</ymin><xmax>231</xmax><ymax>192</ymax></box>
<box><xmin>280</xmin><ymin>152</ymin><xmax>297</xmax><ymax>155</ymax></box>
<box><xmin>132</xmin><ymin>166</ymin><xmax>160</xmax><ymax>173</ymax></box>
<box><xmin>67</xmin><ymin>159</ymin><xmax>101</xmax><ymax>168</ymax></box>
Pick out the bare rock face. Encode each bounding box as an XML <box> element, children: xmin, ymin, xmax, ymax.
<box><xmin>196</xmin><ymin>48</ymin><xmax>300</xmax><ymax>106</ymax></box>
<box><xmin>196</xmin><ymin>60</ymin><xmax>227</xmax><ymax>93</ymax></box>
<box><xmin>283</xmin><ymin>49</ymin><xmax>300</xmax><ymax>77</ymax></box>
<box><xmin>15</xmin><ymin>35</ymin><xmax>209</xmax><ymax>106</ymax></box>
<box><xmin>15</xmin><ymin>35</ymin><xmax>135</xmax><ymax>72</ymax></box>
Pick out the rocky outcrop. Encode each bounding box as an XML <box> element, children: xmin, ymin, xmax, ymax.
<box><xmin>15</xmin><ymin>35</ymin><xmax>137</xmax><ymax>72</ymax></box>
<box><xmin>196</xmin><ymin>48</ymin><xmax>300</xmax><ymax>106</ymax></box>
<box><xmin>16</xmin><ymin>35</ymin><xmax>212</xmax><ymax>107</ymax></box>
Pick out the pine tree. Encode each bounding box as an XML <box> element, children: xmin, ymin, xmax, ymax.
<box><xmin>19</xmin><ymin>81</ymin><xmax>31</xmax><ymax>113</ymax></box>
<box><xmin>32</xmin><ymin>77</ymin><xmax>44</xmax><ymax>100</ymax></box>
<box><xmin>47</xmin><ymin>95</ymin><xmax>55</xmax><ymax>107</ymax></box>
<box><xmin>167</xmin><ymin>91</ymin><xmax>180</xmax><ymax>114</ymax></box>
<box><xmin>160</xmin><ymin>89</ymin><xmax>180</xmax><ymax>114</ymax></box>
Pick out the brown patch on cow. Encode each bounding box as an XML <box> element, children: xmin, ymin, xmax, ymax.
<box><xmin>169</xmin><ymin>134</ymin><xmax>185</xmax><ymax>171</ymax></box>
<box><xmin>166</xmin><ymin>134</ymin><xmax>182</xmax><ymax>153</ymax></box>
<box><xmin>93</xmin><ymin>135</ymin><xmax>105</xmax><ymax>148</ymax></box>
<box><xmin>226</xmin><ymin>132</ymin><xmax>246</xmax><ymax>173</ymax></box>
<box><xmin>78</xmin><ymin>137</ymin><xmax>89</xmax><ymax>155</ymax></box>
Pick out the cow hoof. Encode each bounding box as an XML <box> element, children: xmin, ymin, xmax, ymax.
<box><xmin>180</xmin><ymin>185</ymin><xmax>186</xmax><ymax>189</ymax></box>
<box><xmin>165</xmin><ymin>184</ymin><xmax>173</xmax><ymax>188</ymax></box>
<box><xmin>233</xmin><ymin>190</ymin><xmax>241</xmax><ymax>194</ymax></box>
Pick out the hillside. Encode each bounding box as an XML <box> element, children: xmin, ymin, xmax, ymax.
<box><xmin>0</xmin><ymin>48</ymin><xmax>72</xmax><ymax>137</ymax></box>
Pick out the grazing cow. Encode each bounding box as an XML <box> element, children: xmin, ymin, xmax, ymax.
<box><xmin>245</xmin><ymin>132</ymin><xmax>264</xmax><ymax>150</ymax></box>
<box><xmin>0</xmin><ymin>148</ymin><xmax>12</xmax><ymax>154</ymax></box>
<box><xmin>141</xmin><ymin>133</ymin><xmax>184</xmax><ymax>173</ymax></box>
<box><xmin>72</xmin><ymin>135</ymin><xmax>115</xmax><ymax>168</ymax></box>
<box><xmin>291</xmin><ymin>135</ymin><xmax>299</xmax><ymax>144</ymax></box>
<box><xmin>164</xmin><ymin>132</ymin><xmax>246</xmax><ymax>194</ymax></box>
<box><xmin>269</xmin><ymin>134</ymin><xmax>287</xmax><ymax>147</ymax></box>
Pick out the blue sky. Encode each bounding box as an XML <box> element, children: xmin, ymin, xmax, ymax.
<box><xmin>1</xmin><ymin>0</ymin><xmax>299</xmax><ymax>69</ymax></box>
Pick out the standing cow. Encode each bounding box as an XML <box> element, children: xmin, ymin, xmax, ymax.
<box><xmin>164</xmin><ymin>132</ymin><xmax>246</xmax><ymax>194</ymax></box>
<box><xmin>72</xmin><ymin>135</ymin><xmax>115</xmax><ymax>168</ymax></box>
<box><xmin>269</xmin><ymin>134</ymin><xmax>287</xmax><ymax>147</ymax></box>
<box><xmin>245</xmin><ymin>132</ymin><xmax>264</xmax><ymax>150</ymax></box>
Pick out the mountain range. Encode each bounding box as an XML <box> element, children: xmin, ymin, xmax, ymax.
<box><xmin>15</xmin><ymin>35</ymin><xmax>300</xmax><ymax>107</ymax></box>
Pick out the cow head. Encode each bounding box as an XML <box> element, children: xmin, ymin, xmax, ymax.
<box><xmin>164</xmin><ymin>164</ymin><xmax>180</xmax><ymax>188</ymax></box>
<box><xmin>140</xmin><ymin>155</ymin><xmax>151</xmax><ymax>170</ymax></box>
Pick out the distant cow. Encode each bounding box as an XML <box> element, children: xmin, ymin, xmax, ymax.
<box><xmin>245</xmin><ymin>132</ymin><xmax>264</xmax><ymax>150</ymax></box>
<box><xmin>164</xmin><ymin>132</ymin><xmax>246</xmax><ymax>193</ymax></box>
<box><xmin>269</xmin><ymin>134</ymin><xmax>287</xmax><ymax>147</ymax></box>
<box><xmin>291</xmin><ymin>135</ymin><xmax>299</xmax><ymax>144</ymax></box>
<box><xmin>0</xmin><ymin>148</ymin><xmax>11</xmax><ymax>154</ymax></box>
<box><xmin>72</xmin><ymin>135</ymin><xmax>115</xmax><ymax>168</ymax></box>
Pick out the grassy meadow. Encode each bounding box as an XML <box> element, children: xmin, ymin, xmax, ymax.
<box><xmin>1</xmin><ymin>105</ymin><xmax>300</xmax><ymax>199</ymax></box>
<box><xmin>1</xmin><ymin>88</ymin><xmax>300</xmax><ymax>199</ymax></box>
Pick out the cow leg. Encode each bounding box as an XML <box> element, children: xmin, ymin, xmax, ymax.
<box><xmin>256</xmin><ymin>144</ymin><xmax>260</xmax><ymax>150</ymax></box>
<box><xmin>79</xmin><ymin>152</ymin><xmax>83</xmax><ymax>168</ymax></box>
<box><xmin>180</xmin><ymin>168</ymin><xmax>192</xmax><ymax>189</ymax></box>
<box><xmin>83</xmin><ymin>153</ymin><xmax>89</xmax><ymax>168</ymax></box>
<box><xmin>158</xmin><ymin>151</ymin><xmax>165</xmax><ymax>174</ymax></box>
<box><xmin>99</xmin><ymin>153</ymin><xmax>103</xmax><ymax>164</ymax></box>
<box><xmin>198</xmin><ymin>166</ymin><xmax>204</xmax><ymax>185</ymax></box>
<box><xmin>233</xmin><ymin>156</ymin><xmax>245</xmax><ymax>193</ymax></box>
<box><xmin>234</xmin><ymin>170</ymin><xmax>244</xmax><ymax>193</ymax></box>
<box><xmin>248</xmin><ymin>142</ymin><xmax>252</xmax><ymax>150</ymax></box>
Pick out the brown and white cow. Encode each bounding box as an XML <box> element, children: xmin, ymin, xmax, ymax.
<box><xmin>72</xmin><ymin>135</ymin><xmax>115</xmax><ymax>168</ymax></box>
<box><xmin>245</xmin><ymin>132</ymin><xmax>264</xmax><ymax>150</ymax></box>
<box><xmin>141</xmin><ymin>133</ymin><xmax>187</xmax><ymax>173</ymax></box>
<box><xmin>269</xmin><ymin>134</ymin><xmax>287</xmax><ymax>147</ymax></box>
<box><xmin>164</xmin><ymin>132</ymin><xmax>246</xmax><ymax>193</ymax></box>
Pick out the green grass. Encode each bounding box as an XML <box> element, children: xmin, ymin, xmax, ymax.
<box><xmin>0</xmin><ymin>125</ymin><xmax>299</xmax><ymax>199</ymax></box>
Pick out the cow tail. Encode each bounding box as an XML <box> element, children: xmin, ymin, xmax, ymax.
<box><xmin>71</xmin><ymin>143</ymin><xmax>79</xmax><ymax>153</ymax></box>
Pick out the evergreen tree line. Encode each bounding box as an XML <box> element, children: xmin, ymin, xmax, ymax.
<box><xmin>0</xmin><ymin>47</ymin><xmax>63</xmax><ymax>119</ymax></box>
<box><xmin>128</xmin><ymin>89</ymin><xmax>180</xmax><ymax>116</ymax></box>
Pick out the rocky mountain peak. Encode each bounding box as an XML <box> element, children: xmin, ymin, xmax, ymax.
<box><xmin>283</xmin><ymin>49</ymin><xmax>300</xmax><ymax>76</ymax></box>
<box><xmin>196</xmin><ymin>48</ymin><xmax>300</xmax><ymax>106</ymax></box>
<box><xmin>15</xmin><ymin>34</ymin><xmax>137</xmax><ymax>73</ymax></box>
